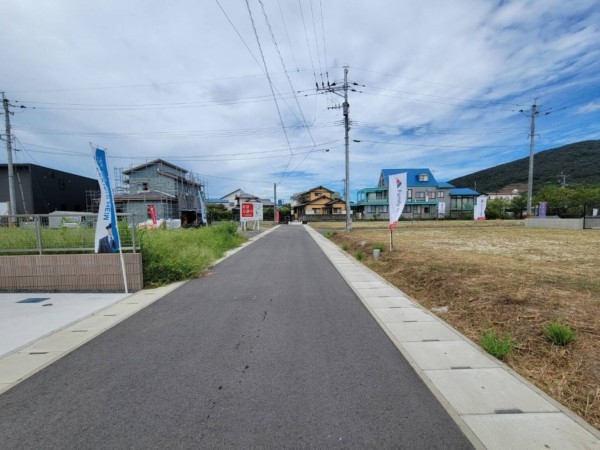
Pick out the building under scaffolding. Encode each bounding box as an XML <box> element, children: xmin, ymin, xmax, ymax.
<box><xmin>86</xmin><ymin>159</ymin><xmax>207</xmax><ymax>222</ymax></box>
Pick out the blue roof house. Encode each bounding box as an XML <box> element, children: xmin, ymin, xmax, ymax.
<box><xmin>356</xmin><ymin>168</ymin><xmax>479</xmax><ymax>220</ymax></box>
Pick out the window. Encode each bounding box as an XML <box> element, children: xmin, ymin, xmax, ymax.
<box><xmin>419</xmin><ymin>173</ymin><xmax>429</xmax><ymax>182</ymax></box>
<box><xmin>416</xmin><ymin>191</ymin><xmax>425</xmax><ymax>199</ymax></box>
<box><xmin>313</xmin><ymin>208</ymin><xmax>321</xmax><ymax>214</ymax></box>
<box><xmin>413</xmin><ymin>205</ymin><xmax>421</xmax><ymax>213</ymax></box>
<box><xmin>405</xmin><ymin>205</ymin><xmax>412</xmax><ymax>213</ymax></box>
<box><xmin>437</xmin><ymin>191</ymin><xmax>444</xmax><ymax>198</ymax></box>
<box><xmin>377</xmin><ymin>205</ymin><xmax>388</xmax><ymax>213</ymax></box>
<box><xmin>333</xmin><ymin>208</ymin><xmax>342</xmax><ymax>214</ymax></box>
<box><xmin>424</xmin><ymin>206</ymin><xmax>430</xmax><ymax>214</ymax></box>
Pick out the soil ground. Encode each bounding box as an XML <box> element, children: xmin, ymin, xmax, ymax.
<box><xmin>312</xmin><ymin>220</ymin><xmax>600</xmax><ymax>430</ymax></box>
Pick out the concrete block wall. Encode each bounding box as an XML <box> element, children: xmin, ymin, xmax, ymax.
<box><xmin>525</xmin><ymin>218</ymin><xmax>583</xmax><ymax>230</ymax></box>
<box><xmin>0</xmin><ymin>254</ymin><xmax>143</xmax><ymax>292</ymax></box>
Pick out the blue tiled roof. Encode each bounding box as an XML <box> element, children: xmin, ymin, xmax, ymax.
<box><xmin>437</xmin><ymin>181</ymin><xmax>455</xmax><ymax>189</ymax></box>
<box><xmin>381</xmin><ymin>169</ymin><xmax>438</xmax><ymax>187</ymax></box>
<box><xmin>450</xmin><ymin>188</ymin><xmax>480</xmax><ymax>196</ymax></box>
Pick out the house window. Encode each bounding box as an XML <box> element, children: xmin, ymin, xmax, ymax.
<box><xmin>419</xmin><ymin>173</ymin><xmax>429</xmax><ymax>182</ymax></box>
<box><xmin>416</xmin><ymin>191</ymin><xmax>425</xmax><ymax>199</ymax></box>
<box><xmin>437</xmin><ymin>191</ymin><xmax>444</xmax><ymax>198</ymax></box>
<box><xmin>413</xmin><ymin>205</ymin><xmax>421</xmax><ymax>213</ymax></box>
<box><xmin>313</xmin><ymin>208</ymin><xmax>321</xmax><ymax>214</ymax></box>
<box><xmin>405</xmin><ymin>205</ymin><xmax>412</xmax><ymax>213</ymax></box>
<box><xmin>333</xmin><ymin>208</ymin><xmax>342</xmax><ymax>214</ymax></box>
<box><xmin>377</xmin><ymin>205</ymin><xmax>388</xmax><ymax>213</ymax></box>
<box><xmin>407</xmin><ymin>189</ymin><xmax>412</xmax><ymax>200</ymax></box>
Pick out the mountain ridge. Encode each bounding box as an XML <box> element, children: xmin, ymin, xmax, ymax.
<box><xmin>448</xmin><ymin>140</ymin><xmax>600</xmax><ymax>193</ymax></box>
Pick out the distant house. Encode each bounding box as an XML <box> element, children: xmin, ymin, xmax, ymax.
<box><xmin>291</xmin><ymin>186</ymin><xmax>347</xmax><ymax>220</ymax></box>
<box><xmin>112</xmin><ymin>159</ymin><xmax>206</xmax><ymax>220</ymax></box>
<box><xmin>219</xmin><ymin>188</ymin><xmax>274</xmax><ymax>215</ymax></box>
<box><xmin>0</xmin><ymin>163</ymin><xmax>98</xmax><ymax>214</ymax></box>
<box><xmin>485</xmin><ymin>183</ymin><xmax>527</xmax><ymax>201</ymax></box>
<box><xmin>357</xmin><ymin>168</ymin><xmax>480</xmax><ymax>220</ymax></box>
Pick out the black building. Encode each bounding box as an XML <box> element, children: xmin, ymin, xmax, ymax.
<box><xmin>0</xmin><ymin>164</ymin><xmax>99</xmax><ymax>214</ymax></box>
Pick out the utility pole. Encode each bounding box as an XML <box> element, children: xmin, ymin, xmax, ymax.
<box><xmin>526</xmin><ymin>100</ymin><xmax>537</xmax><ymax>216</ymax></box>
<box><xmin>2</xmin><ymin>93</ymin><xmax>17</xmax><ymax>225</ymax></box>
<box><xmin>318</xmin><ymin>66</ymin><xmax>352</xmax><ymax>231</ymax></box>
<box><xmin>273</xmin><ymin>182</ymin><xmax>278</xmax><ymax>224</ymax></box>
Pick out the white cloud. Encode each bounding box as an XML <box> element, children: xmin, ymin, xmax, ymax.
<box><xmin>1</xmin><ymin>0</ymin><xmax>599</xmax><ymax>202</ymax></box>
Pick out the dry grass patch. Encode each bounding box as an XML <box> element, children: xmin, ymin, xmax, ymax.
<box><xmin>323</xmin><ymin>223</ymin><xmax>600</xmax><ymax>429</ymax></box>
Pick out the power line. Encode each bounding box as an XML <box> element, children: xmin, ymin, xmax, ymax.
<box><xmin>277</xmin><ymin>0</ymin><xmax>299</xmax><ymax>72</ymax></box>
<box><xmin>257</xmin><ymin>0</ymin><xmax>317</xmax><ymax>155</ymax></box>
<box><xmin>298</xmin><ymin>0</ymin><xmax>318</xmax><ymax>89</ymax></box>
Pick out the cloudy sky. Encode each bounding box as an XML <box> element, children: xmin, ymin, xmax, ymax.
<box><xmin>2</xmin><ymin>0</ymin><xmax>599</xmax><ymax>202</ymax></box>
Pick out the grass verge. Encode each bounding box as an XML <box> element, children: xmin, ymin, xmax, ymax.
<box><xmin>140</xmin><ymin>222</ymin><xmax>246</xmax><ymax>287</ymax></box>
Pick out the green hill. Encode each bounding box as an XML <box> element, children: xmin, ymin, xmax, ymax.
<box><xmin>448</xmin><ymin>140</ymin><xmax>600</xmax><ymax>192</ymax></box>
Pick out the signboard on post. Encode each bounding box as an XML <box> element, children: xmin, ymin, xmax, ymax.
<box><xmin>240</xmin><ymin>202</ymin><xmax>263</xmax><ymax>230</ymax></box>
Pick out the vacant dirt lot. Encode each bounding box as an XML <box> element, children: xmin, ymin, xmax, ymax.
<box><xmin>314</xmin><ymin>220</ymin><xmax>599</xmax><ymax>429</ymax></box>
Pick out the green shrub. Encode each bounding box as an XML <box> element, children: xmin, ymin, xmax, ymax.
<box><xmin>140</xmin><ymin>223</ymin><xmax>245</xmax><ymax>287</ymax></box>
<box><xmin>372</xmin><ymin>243</ymin><xmax>385</xmax><ymax>252</ymax></box>
<box><xmin>341</xmin><ymin>243</ymin><xmax>349</xmax><ymax>251</ymax></box>
<box><xmin>324</xmin><ymin>231</ymin><xmax>336</xmax><ymax>239</ymax></box>
<box><xmin>544</xmin><ymin>322</ymin><xmax>576</xmax><ymax>346</ymax></box>
<box><xmin>481</xmin><ymin>330</ymin><xmax>515</xmax><ymax>360</ymax></box>
<box><xmin>355</xmin><ymin>251</ymin><xmax>364</xmax><ymax>261</ymax></box>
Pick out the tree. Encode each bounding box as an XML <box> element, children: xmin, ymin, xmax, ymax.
<box><xmin>510</xmin><ymin>194</ymin><xmax>528</xmax><ymax>219</ymax></box>
<box><xmin>485</xmin><ymin>198</ymin><xmax>510</xmax><ymax>219</ymax></box>
<box><xmin>208</xmin><ymin>204</ymin><xmax>233</xmax><ymax>221</ymax></box>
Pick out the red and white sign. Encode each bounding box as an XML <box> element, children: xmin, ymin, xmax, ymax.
<box><xmin>240</xmin><ymin>202</ymin><xmax>263</xmax><ymax>222</ymax></box>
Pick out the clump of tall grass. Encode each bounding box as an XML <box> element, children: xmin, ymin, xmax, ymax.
<box><xmin>140</xmin><ymin>222</ymin><xmax>245</xmax><ymax>286</ymax></box>
<box><xmin>544</xmin><ymin>322</ymin><xmax>576</xmax><ymax>346</ymax></box>
<box><xmin>481</xmin><ymin>329</ymin><xmax>515</xmax><ymax>360</ymax></box>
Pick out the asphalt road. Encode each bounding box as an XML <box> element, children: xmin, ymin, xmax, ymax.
<box><xmin>0</xmin><ymin>225</ymin><xmax>472</xmax><ymax>449</ymax></box>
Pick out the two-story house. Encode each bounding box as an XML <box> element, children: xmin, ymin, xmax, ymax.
<box><xmin>357</xmin><ymin>168</ymin><xmax>479</xmax><ymax>220</ymax></box>
<box><xmin>291</xmin><ymin>185</ymin><xmax>347</xmax><ymax>220</ymax></box>
<box><xmin>113</xmin><ymin>159</ymin><xmax>206</xmax><ymax>220</ymax></box>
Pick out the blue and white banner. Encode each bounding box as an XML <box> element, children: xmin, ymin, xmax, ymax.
<box><xmin>93</xmin><ymin>146</ymin><xmax>120</xmax><ymax>253</ymax></box>
<box><xmin>388</xmin><ymin>172</ymin><xmax>408</xmax><ymax>229</ymax></box>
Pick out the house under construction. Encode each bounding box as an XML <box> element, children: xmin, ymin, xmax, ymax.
<box><xmin>87</xmin><ymin>159</ymin><xmax>206</xmax><ymax>222</ymax></box>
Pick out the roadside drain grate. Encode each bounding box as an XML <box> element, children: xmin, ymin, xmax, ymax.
<box><xmin>494</xmin><ymin>409</ymin><xmax>523</xmax><ymax>414</ymax></box>
<box><xmin>422</xmin><ymin>339</ymin><xmax>440</xmax><ymax>342</ymax></box>
<box><xmin>71</xmin><ymin>330</ymin><xmax>88</xmax><ymax>333</ymax></box>
<box><xmin>17</xmin><ymin>297</ymin><xmax>50</xmax><ymax>304</ymax></box>
<box><xmin>451</xmin><ymin>366</ymin><xmax>472</xmax><ymax>370</ymax></box>
<box><xmin>29</xmin><ymin>352</ymin><xmax>48</xmax><ymax>355</ymax></box>
<box><xmin>103</xmin><ymin>314</ymin><xmax>117</xmax><ymax>316</ymax></box>
<box><xmin>403</xmin><ymin>320</ymin><xmax>418</xmax><ymax>322</ymax></box>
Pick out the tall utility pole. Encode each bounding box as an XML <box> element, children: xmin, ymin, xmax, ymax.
<box><xmin>526</xmin><ymin>100</ymin><xmax>537</xmax><ymax>216</ymax></box>
<box><xmin>2</xmin><ymin>93</ymin><xmax>17</xmax><ymax>225</ymax></box>
<box><xmin>319</xmin><ymin>66</ymin><xmax>352</xmax><ymax>231</ymax></box>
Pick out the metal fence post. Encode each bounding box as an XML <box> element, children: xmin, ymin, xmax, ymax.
<box><xmin>35</xmin><ymin>215</ymin><xmax>43</xmax><ymax>255</ymax></box>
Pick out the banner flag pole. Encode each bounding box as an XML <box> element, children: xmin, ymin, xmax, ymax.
<box><xmin>388</xmin><ymin>172</ymin><xmax>407</xmax><ymax>253</ymax></box>
<box><xmin>91</xmin><ymin>143</ymin><xmax>129</xmax><ymax>294</ymax></box>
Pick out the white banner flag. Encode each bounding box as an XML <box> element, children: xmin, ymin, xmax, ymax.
<box><xmin>93</xmin><ymin>146</ymin><xmax>120</xmax><ymax>253</ymax></box>
<box><xmin>474</xmin><ymin>195</ymin><xmax>488</xmax><ymax>220</ymax></box>
<box><xmin>388</xmin><ymin>172</ymin><xmax>408</xmax><ymax>229</ymax></box>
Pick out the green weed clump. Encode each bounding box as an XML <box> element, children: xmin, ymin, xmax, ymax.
<box><xmin>372</xmin><ymin>243</ymin><xmax>385</xmax><ymax>252</ymax></box>
<box><xmin>355</xmin><ymin>251</ymin><xmax>364</xmax><ymax>261</ymax></box>
<box><xmin>481</xmin><ymin>330</ymin><xmax>515</xmax><ymax>360</ymax></box>
<box><xmin>544</xmin><ymin>322</ymin><xmax>576</xmax><ymax>346</ymax></box>
<box><xmin>140</xmin><ymin>223</ymin><xmax>245</xmax><ymax>287</ymax></box>
<box><xmin>341</xmin><ymin>243</ymin><xmax>349</xmax><ymax>251</ymax></box>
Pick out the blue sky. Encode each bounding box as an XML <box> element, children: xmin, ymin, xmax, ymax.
<box><xmin>1</xmin><ymin>0</ymin><xmax>599</xmax><ymax>203</ymax></box>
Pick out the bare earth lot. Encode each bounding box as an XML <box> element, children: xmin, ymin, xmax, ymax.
<box><xmin>312</xmin><ymin>220</ymin><xmax>599</xmax><ymax>429</ymax></box>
